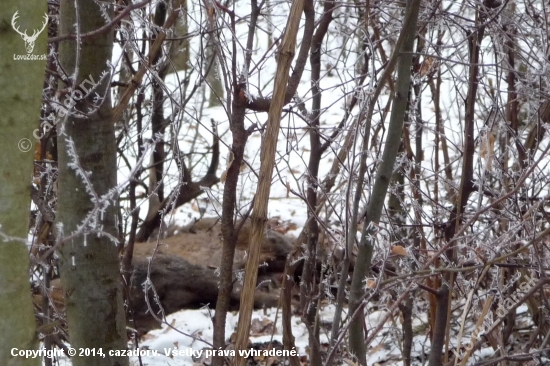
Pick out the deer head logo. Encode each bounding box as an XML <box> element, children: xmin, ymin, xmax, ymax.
<box><xmin>11</xmin><ymin>11</ymin><xmax>49</xmax><ymax>54</ymax></box>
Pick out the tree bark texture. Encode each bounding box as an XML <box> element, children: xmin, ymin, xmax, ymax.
<box><xmin>55</xmin><ymin>1</ymin><xmax>129</xmax><ymax>365</ymax></box>
<box><xmin>0</xmin><ymin>1</ymin><xmax>47</xmax><ymax>364</ymax></box>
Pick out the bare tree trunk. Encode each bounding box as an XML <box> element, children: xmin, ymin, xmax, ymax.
<box><xmin>211</xmin><ymin>1</ymin><xmax>261</xmax><ymax>363</ymax></box>
<box><xmin>149</xmin><ymin>1</ymin><xmax>168</xmax><ymax>224</ymax></box>
<box><xmin>298</xmin><ymin>2</ymin><xmax>335</xmax><ymax>364</ymax></box>
<box><xmin>347</xmin><ymin>1</ymin><xmax>421</xmax><ymax>363</ymax></box>
<box><xmin>428</xmin><ymin>285</ymin><xmax>449</xmax><ymax>366</ymax></box>
<box><xmin>398</xmin><ymin>32</ymin><xmax>426</xmax><ymax>366</ymax></box>
<box><xmin>388</xmin><ymin>139</ymin><xmax>411</xmax><ymax>365</ymax></box>
<box><xmin>501</xmin><ymin>2</ymin><xmax>518</xmax><ymax>346</ymax></box>
<box><xmin>55</xmin><ymin>1</ymin><xmax>129</xmax><ymax>365</ymax></box>
<box><xmin>282</xmin><ymin>263</ymin><xmax>301</xmax><ymax>366</ymax></box>
<box><xmin>400</xmin><ymin>295</ymin><xmax>414</xmax><ymax>366</ymax></box>
<box><xmin>444</xmin><ymin>6</ymin><xmax>485</xmax><ymax>242</ymax></box>
<box><xmin>440</xmin><ymin>8</ymin><xmax>486</xmax><ymax>360</ymax></box>
<box><xmin>0</xmin><ymin>2</ymin><xmax>47</xmax><ymax>364</ymax></box>
<box><xmin>426</xmin><ymin>27</ymin><xmax>445</xmax><ymax>338</ymax></box>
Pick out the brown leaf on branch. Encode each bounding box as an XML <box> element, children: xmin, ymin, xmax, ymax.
<box><xmin>391</xmin><ymin>245</ymin><xmax>408</xmax><ymax>256</ymax></box>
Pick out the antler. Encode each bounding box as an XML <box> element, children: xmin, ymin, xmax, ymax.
<box><xmin>11</xmin><ymin>11</ymin><xmax>48</xmax><ymax>41</ymax></box>
<box><xmin>28</xmin><ymin>14</ymin><xmax>49</xmax><ymax>41</ymax></box>
<box><xmin>11</xmin><ymin>11</ymin><xmax>27</xmax><ymax>38</ymax></box>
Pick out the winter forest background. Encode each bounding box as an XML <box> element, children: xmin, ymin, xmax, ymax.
<box><xmin>2</xmin><ymin>0</ymin><xmax>550</xmax><ymax>365</ymax></box>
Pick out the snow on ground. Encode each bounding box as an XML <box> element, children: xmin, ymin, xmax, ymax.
<box><xmin>134</xmin><ymin>305</ymin><xmax>410</xmax><ymax>365</ymax></box>
<box><xmin>44</xmin><ymin>300</ymin><xmax>518</xmax><ymax>365</ymax></box>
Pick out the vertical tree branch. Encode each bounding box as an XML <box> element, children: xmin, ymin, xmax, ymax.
<box><xmin>233</xmin><ymin>0</ymin><xmax>305</xmax><ymax>364</ymax></box>
<box><xmin>211</xmin><ymin>1</ymin><xmax>259</xmax><ymax>364</ymax></box>
<box><xmin>347</xmin><ymin>1</ymin><xmax>421</xmax><ymax>363</ymax></box>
